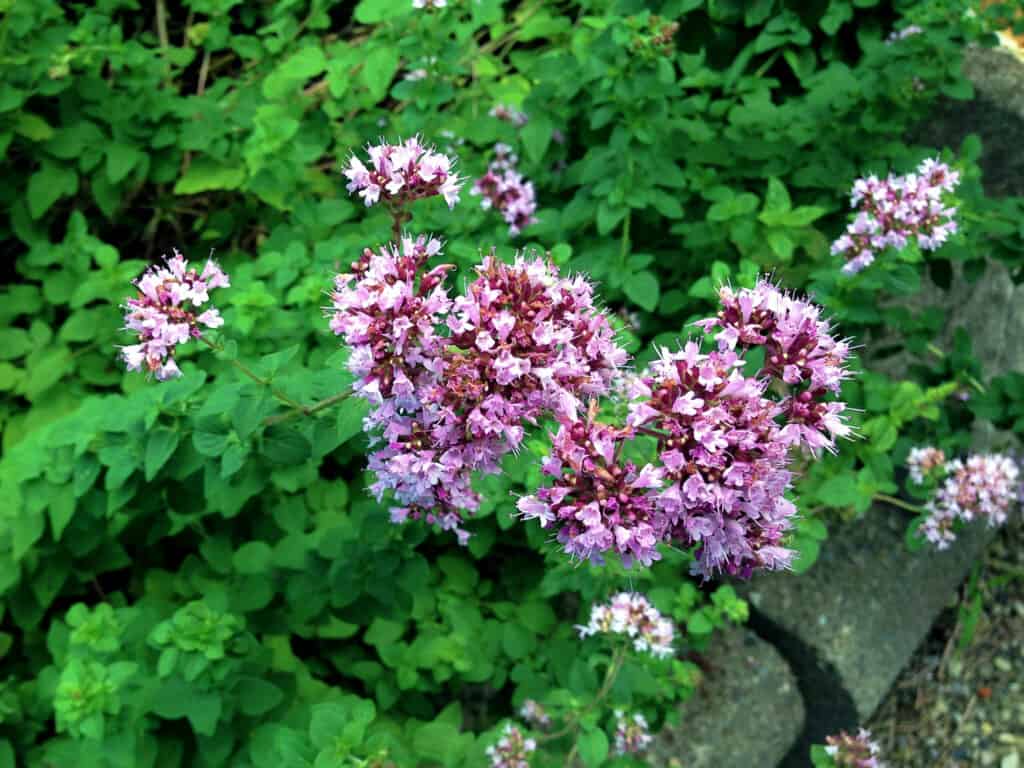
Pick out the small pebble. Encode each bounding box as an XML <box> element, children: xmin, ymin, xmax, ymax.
<box><xmin>1001</xmin><ymin>752</ymin><xmax>1020</xmax><ymax>768</ymax></box>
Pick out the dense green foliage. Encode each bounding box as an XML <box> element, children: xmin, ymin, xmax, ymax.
<box><xmin>1</xmin><ymin>0</ymin><xmax>1023</xmax><ymax>765</ymax></box>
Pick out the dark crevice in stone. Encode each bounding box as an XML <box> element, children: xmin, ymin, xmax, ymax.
<box><xmin>746</xmin><ymin>607</ymin><xmax>859</xmax><ymax>768</ymax></box>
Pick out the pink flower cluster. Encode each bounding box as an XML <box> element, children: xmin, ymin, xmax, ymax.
<box><xmin>906</xmin><ymin>445</ymin><xmax>946</xmax><ymax>485</ymax></box>
<box><xmin>519</xmin><ymin>279</ymin><xmax>852</xmax><ymax>576</ymax></box>
<box><xmin>490</xmin><ymin>104</ymin><xmax>529</xmax><ymax>127</ymax></box>
<box><xmin>518</xmin><ymin>700</ymin><xmax>550</xmax><ymax>729</ymax></box>
<box><xmin>330</xmin><ymin>241</ymin><xmax>626</xmax><ymax>542</ymax></box>
<box><xmin>886</xmin><ymin>24</ymin><xmax>923</xmax><ymax>43</ymax></box>
<box><xmin>412</xmin><ymin>0</ymin><xmax>446</xmax><ymax>8</ymax></box>
<box><xmin>120</xmin><ymin>250</ymin><xmax>229</xmax><ymax>380</ymax></box>
<box><xmin>486</xmin><ymin>724</ymin><xmax>535</xmax><ymax>768</ymax></box>
<box><xmin>913</xmin><ymin>450</ymin><xmax>1020</xmax><ymax>549</ymax></box>
<box><xmin>576</xmin><ymin>593</ymin><xmax>675</xmax><ymax>658</ymax></box>
<box><xmin>831</xmin><ymin>158</ymin><xmax>960</xmax><ymax>274</ymax></box>
<box><xmin>472</xmin><ymin>144</ymin><xmax>539</xmax><ymax>237</ymax></box>
<box><xmin>613</xmin><ymin>711</ymin><xmax>653</xmax><ymax>755</ymax></box>
<box><xmin>343</xmin><ymin>135</ymin><xmax>462</xmax><ymax>209</ymax></box>
<box><xmin>825</xmin><ymin>728</ymin><xmax>885</xmax><ymax>768</ymax></box>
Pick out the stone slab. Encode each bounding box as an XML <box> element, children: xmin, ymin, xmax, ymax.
<box><xmin>648</xmin><ymin>627</ymin><xmax>804</xmax><ymax>768</ymax></box>
<box><xmin>740</xmin><ymin>502</ymin><xmax>997</xmax><ymax>723</ymax></box>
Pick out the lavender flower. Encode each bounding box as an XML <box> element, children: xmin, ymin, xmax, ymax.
<box><xmin>343</xmin><ymin>135</ymin><xmax>463</xmax><ymax>209</ymax></box>
<box><xmin>120</xmin><ymin>250</ymin><xmax>229</xmax><ymax>380</ymax></box>
<box><xmin>472</xmin><ymin>144</ymin><xmax>539</xmax><ymax>237</ymax></box>
<box><xmin>919</xmin><ymin>453</ymin><xmax>1020</xmax><ymax>549</ymax></box>
<box><xmin>832</xmin><ymin>158</ymin><xmax>960</xmax><ymax>274</ymax></box>
<box><xmin>486</xmin><ymin>723</ymin><xmax>535</xmax><ymax>768</ymax></box>
<box><xmin>576</xmin><ymin>592</ymin><xmax>675</xmax><ymax>658</ymax></box>
<box><xmin>490</xmin><ymin>104</ymin><xmax>529</xmax><ymax>127</ymax></box>
<box><xmin>906</xmin><ymin>446</ymin><xmax>946</xmax><ymax>485</ymax></box>
<box><xmin>330</xmin><ymin>247</ymin><xmax>627</xmax><ymax>542</ymax></box>
<box><xmin>697</xmin><ymin>279</ymin><xmax>853</xmax><ymax>455</ymax></box>
<box><xmin>412</xmin><ymin>0</ymin><xmax>447</xmax><ymax>9</ymax></box>
<box><xmin>613</xmin><ymin>710</ymin><xmax>653</xmax><ymax>755</ymax></box>
<box><xmin>886</xmin><ymin>24</ymin><xmax>923</xmax><ymax>43</ymax></box>
<box><xmin>825</xmin><ymin>728</ymin><xmax>886</xmax><ymax>768</ymax></box>
<box><xmin>518</xmin><ymin>700</ymin><xmax>550</xmax><ymax>729</ymax></box>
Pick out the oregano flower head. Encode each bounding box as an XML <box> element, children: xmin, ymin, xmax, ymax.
<box><xmin>831</xmin><ymin>157</ymin><xmax>960</xmax><ymax>274</ymax></box>
<box><xmin>486</xmin><ymin>723</ymin><xmax>536</xmax><ymax>768</ymax></box>
<box><xmin>614</xmin><ymin>710</ymin><xmax>653</xmax><ymax>755</ymax></box>
<box><xmin>330</xmin><ymin>245</ymin><xmax>627</xmax><ymax>543</ymax></box>
<box><xmin>576</xmin><ymin>592</ymin><xmax>675</xmax><ymax>658</ymax></box>
<box><xmin>472</xmin><ymin>144</ymin><xmax>539</xmax><ymax>237</ymax></box>
<box><xmin>906</xmin><ymin>445</ymin><xmax>946</xmax><ymax>485</ymax></box>
<box><xmin>918</xmin><ymin>452</ymin><xmax>1020</xmax><ymax>548</ymax></box>
<box><xmin>120</xmin><ymin>250</ymin><xmax>229</xmax><ymax>381</ymax></box>
<box><xmin>824</xmin><ymin>728</ymin><xmax>886</xmax><ymax>768</ymax></box>
<box><xmin>343</xmin><ymin>135</ymin><xmax>463</xmax><ymax>209</ymax></box>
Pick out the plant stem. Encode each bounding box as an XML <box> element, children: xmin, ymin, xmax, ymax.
<box><xmin>199</xmin><ymin>336</ymin><xmax>307</xmax><ymax>412</ymax></box>
<box><xmin>263</xmin><ymin>389</ymin><xmax>351</xmax><ymax>427</ymax></box>
<box><xmin>538</xmin><ymin>645</ymin><xmax>627</xmax><ymax>745</ymax></box>
<box><xmin>873</xmin><ymin>493</ymin><xmax>924</xmax><ymax>515</ymax></box>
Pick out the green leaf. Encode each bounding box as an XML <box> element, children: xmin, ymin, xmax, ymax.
<box><xmin>27</xmin><ymin>162</ymin><xmax>77</xmax><ymax>219</ymax></box>
<box><xmin>623</xmin><ymin>271</ymin><xmax>660</xmax><ymax>312</ymax></box>
<box><xmin>263</xmin><ymin>427</ymin><xmax>312</xmax><ymax>465</ymax></box>
<box><xmin>336</xmin><ymin>399</ymin><xmax>368</xmax><ymax>444</ymax></box>
<box><xmin>361</xmin><ymin>46</ymin><xmax>400</xmax><ymax>101</ymax></box>
<box><xmin>354</xmin><ymin>0</ymin><xmax>412</xmax><ymax>23</ymax></box>
<box><xmin>237</xmin><ymin>678</ymin><xmax>284</xmax><ymax>716</ymax></box>
<box><xmin>686</xmin><ymin>611</ymin><xmax>714</xmax><ymax>636</ymax></box>
<box><xmin>145</xmin><ymin>427</ymin><xmax>180</xmax><ymax>481</ymax></box>
<box><xmin>173</xmin><ymin>158</ymin><xmax>246</xmax><ymax>195</ymax></box>
<box><xmin>413</xmin><ymin>722</ymin><xmax>461</xmax><ymax>763</ymax></box>
<box><xmin>193</xmin><ymin>429</ymin><xmax>230</xmax><ymax>457</ymax></box>
<box><xmin>521</xmin><ymin>114</ymin><xmax>554</xmax><ymax>164</ymax></box>
<box><xmin>707</xmin><ymin>193</ymin><xmax>759</xmax><ymax>222</ymax></box>
<box><xmin>815</xmin><ymin>474</ymin><xmax>860</xmax><ymax>508</ymax></box>
<box><xmin>234</xmin><ymin>541</ymin><xmax>273</xmax><ymax>575</ymax></box>
<box><xmin>106</xmin><ymin>143</ymin><xmax>142</xmax><ymax>184</ymax></box>
<box><xmin>578</xmin><ymin>728</ymin><xmax>609</xmax><ymax>767</ymax></box>
<box><xmin>502</xmin><ymin>624</ymin><xmax>536</xmax><ymax>659</ymax></box>
<box><xmin>263</xmin><ymin>46</ymin><xmax>328</xmax><ymax>100</ymax></box>
<box><xmin>14</xmin><ymin>112</ymin><xmax>54</xmax><ymax>141</ymax></box>
<box><xmin>48</xmin><ymin>494</ymin><xmax>76</xmax><ymax>541</ymax></box>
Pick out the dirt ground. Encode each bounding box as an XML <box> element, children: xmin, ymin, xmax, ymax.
<box><xmin>868</xmin><ymin>518</ymin><xmax>1024</xmax><ymax>767</ymax></box>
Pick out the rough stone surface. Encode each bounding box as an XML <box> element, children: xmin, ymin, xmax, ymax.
<box><xmin>914</xmin><ymin>44</ymin><xmax>1024</xmax><ymax>198</ymax></box>
<box><xmin>647</xmin><ymin>628</ymin><xmax>803</xmax><ymax>768</ymax></box>
<box><xmin>740</xmin><ymin>503</ymin><xmax>997</xmax><ymax>723</ymax></box>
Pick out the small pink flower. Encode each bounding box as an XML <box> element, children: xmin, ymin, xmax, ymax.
<box><xmin>343</xmin><ymin>135</ymin><xmax>463</xmax><ymax>209</ymax></box>
<box><xmin>120</xmin><ymin>250</ymin><xmax>229</xmax><ymax>380</ymax></box>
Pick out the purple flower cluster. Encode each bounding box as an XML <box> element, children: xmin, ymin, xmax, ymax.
<box><xmin>120</xmin><ymin>250</ymin><xmax>229</xmax><ymax>380</ymax></box>
<box><xmin>472</xmin><ymin>144</ymin><xmax>539</xmax><ymax>237</ymax></box>
<box><xmin>330</xmin><ymin>242</ymin><xmax>626</xmax><ymax>542</ymax></box>
<box><xmin>613</xmin><ymin>711</ymin><xmax>653</xmax><ymax>755</ymax></box>
<box><xmin>518</xmin><ymin>700</ymin><xmax>550</xmax><ymax>729</ymax></box>
<box><xmin>825</xmin><ymin>728</ymin><xmax>885</xmax><ymax>768</ymax></box>
<box><xmin>698</xmin><ymin>279</ymin><xmax>853</xmax><ymax>455</ymax></box>
<box><xmin>486</xmin><ymin>724</ymin><xmax>535</xmax><ymax>768</ymax></box>
<box><xmin>913</xmin><ymin>450</ymin><xmax>1020</xmax><ymax>549</ymax></box>
<box><xmin>489</xmin><ymin>104</ymin><xmax>529</xmax><ymax>127</ymax></box>
<box><xmin>906</xmin><ymin>445</ymin><xmax>946</xmax><ymax>485</ymax></box>
<box><xmin>518</xmin><ymin>279</ymin><xmax>852</xmax><ymax>576</ymax></box>
<box><xmin>831</xmin><ymin>158</ymin><xmax>960</xmax><ymax>274</ymax></box>
<box><xmin>576</xmin><ymin>592</ymin><xmax>675</xmax><ymax>658</ymax></box>
<box><xmin>886</xmin><ymin>24</ymin><xmax>923</xmax><ymax>43</ymax></box>
<box><xmin>343</xmin><ymin>135</ymin><xmax>463</xmax><ymax>209</ymax></box>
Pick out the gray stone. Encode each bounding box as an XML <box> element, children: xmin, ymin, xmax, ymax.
<box><xmin>647</xmin><ymin>628</ymin><xmax>803</xmax><ymax>768</ymax></box>
<box><xmin>914</xmin><ymin>44</ymin><xmax>1024</xmax><ymax>198</ymax></box>
<box><xmin>739</xmin><ymin>501</ymin><xmax>997</xmax><ymax>721</ymax></box>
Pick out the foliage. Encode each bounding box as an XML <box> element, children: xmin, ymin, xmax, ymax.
<box><xmin>1</xmin><ymin>0</ymin><xmax>1023</xmax><ymax>765</ymax></box>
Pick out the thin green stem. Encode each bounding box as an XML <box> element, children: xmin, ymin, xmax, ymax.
<box><xmin>873</xmin><ymin>493</ymin><xmax>924</xmax><ymax>515</ymax></box>
<box><xmin>620</xmin><ymin>209</ymin><xmax>631</xmax><ymax>269</ymax></box>
<box><xmin>199</xmin><ymin>336</ymin><xmax>307</xmax><ymax>412</ymax></box>
<box><xmin>538</xmin><ymin>645</ymin><xmax>627</xmax><ymax>745</ymax></box>
<box><xmin>263</xmin><ymin>389</ymin><xmax>351</xmax><ymax>427</ymax></box>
